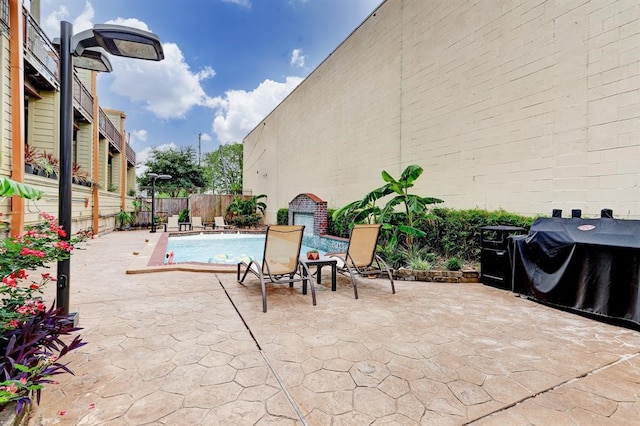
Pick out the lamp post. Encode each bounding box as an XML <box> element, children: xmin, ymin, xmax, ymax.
<box><xmin>57</xmin><ymin>21</ymin><xmax>164</xmax><ymax>316</ymax></box>
<box><xmin>148</xmin><ymin>173</ymin><xmax>172</xmax><ymax>233</ymax></box>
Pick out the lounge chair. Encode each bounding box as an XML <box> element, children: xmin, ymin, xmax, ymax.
<box><xmin>237</xmin><ymin>225</ymin><xmax>315</xmax><ymax>312</ymax></box>
<box><xmin>165</xmin><ymin>215</ymin><xmax>179</xmax><ymax>231</ymax></box>
<box><xmin>192</xmin><ymin>216</ymin><xmax>205</xmax><ymax>230</ymax></box>
<box><xmin>215</xmin><ymin>216</ymin><xmax>232</xmax><ymax>229</ymax></box>
<box><xmin>327</xmin><ymin>224</ymin><xmax>395</xmax><ymax>299</ymax></box>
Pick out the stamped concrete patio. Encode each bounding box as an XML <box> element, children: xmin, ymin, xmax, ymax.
<box><xmin>28</xmin><ymin>230</ymin><xmax>640</xmax><ymax>425</ymax></box>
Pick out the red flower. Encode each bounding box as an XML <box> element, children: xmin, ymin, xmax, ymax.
<box><xmin>2</xmin><ymin>276</ymin><xmax>17</xmax><ymax>288</ymax></box>
<box><xmin>30</xmin><ymin>283</ymin><xmax>39</xmax><ymax>290</ymax></box>
<box><xmin>13</xmin><ymin>270</ymin><xmax>28</xmax><ymax>279</ymax></box>
<box><xmin>20</xmin><ymin>248</ymin><xmax>46</xmax><ymax>258</ymax></box>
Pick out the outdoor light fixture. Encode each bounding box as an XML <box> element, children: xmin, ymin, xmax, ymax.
<box><xmin>71</xmin><ymin>47</ymin><xmax>113</xmax><ymax>72</ymax></box>
<box><xmin>56</xmin><ymin>21</ymin><xmax>164</xmax><ymax>317</ymax></box>
<box><xmin>149</xmin><ymin>173</ymin><xmax>172</xmax><ymax>233</ymax></box>
<box><xmin>72</xmin><ymin>24</ymin><xmax>164</xmax><ymax>61</ymax></box>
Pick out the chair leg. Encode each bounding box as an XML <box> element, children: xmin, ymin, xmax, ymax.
<box><xmin>310</xmin><ymin>278</ymin><xmax>317</xmax><ymax>306</ymax></box>
<box><xmin>346</xmin><ymin>266</ymin><xmax>358</xmax><ymax>299</ymax></box>
<box><xmin>238</xmin><ymin>262</ymin><xmax>253</xmax><ymax>283</ymax></box>
<box><xmin>260</xmin><ymin>276</ymin><xmax>267</xmax><ymax>313</ymax></box>
<box><xmin>376</xmin><ymin>255</ymin><xmax>396</xmax><ymax>294</ymax></box>
<box><xmin>300</xmin><ymin>263</ymin><xmax>316</xmax><ymax>305</ymax></box>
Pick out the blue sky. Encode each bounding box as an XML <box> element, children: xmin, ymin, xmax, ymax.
<box><xmin>39</xmin><ymin>0</ymin><xmax>382</xmax><ymax>172</ymax></box>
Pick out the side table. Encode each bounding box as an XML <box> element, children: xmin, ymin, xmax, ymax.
<box><xmin>299</xmin><ymin>256</ymin><xmax>337</xmax><ymax>294</ymax></box>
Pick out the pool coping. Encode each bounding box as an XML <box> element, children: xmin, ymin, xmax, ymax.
<box><xmin>125</xmin><ymin>229</ymin><xmax>265</xmax><ymax>274</ymax></box>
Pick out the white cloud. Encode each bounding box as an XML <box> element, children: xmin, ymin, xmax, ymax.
<box><xmin>129</xmin><ymin>129</ymin><xmax>148</xmax><ymax>146</ymax></box>
<box><xmin>108</xmin><ymin>43</ymin><xmax>215</xmax><ymax>119</ymax></box>
<box><xmin>199</xmin><ymin>133</ymin><xmax>213</xmax><ymax>142</ymax></box>
<box><xmin>101</xmin><ymin>18</ymin><xmax>215</xmax><ymax>120</ymax></box>
<box><xmin>210</xmin><ymin>76</ymin><xmax>303</xmax><ymax>143</ymax></box>
<box><xmin>42</xmin><ymin>9</ymin><xmax>216</xmax><ymax>122</ymax></box>
<box><xmin>222</xmin><ymin>0</ymin><xmax>251</xmax><ymax>8</ymax></box>
<box><xmin>135</xmin><ymin>142</ymin><xmax>178</xmax><ymax>176</ymax></box>
<box><xmin>290</xmin><ymin>49</ymin><xmax>306</xmax><ymax>68</ymax></box>
<box><xmin>42</xmin><ymin>1</ymin><xmax>94</xmax><ymax>36</ymax></box>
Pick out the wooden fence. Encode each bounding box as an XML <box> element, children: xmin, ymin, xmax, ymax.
<box><xmin>134</xmin><ymin>194</ymin><xmax>250</xmax><ymax>225</ymax></box>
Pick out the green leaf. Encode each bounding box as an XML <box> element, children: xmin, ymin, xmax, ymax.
<box><xmin>0</xmin><ymin>177</ymin><xmax>43</xmax><ymax>200</ymax></box>
<box><xmin>381</xmin><ymin>170</ymin><xmax>396</xmax><ymax>184</ymax></box>
<box><xmin>397</xmin><ymin>224</ymin><xmax>426</xmax><ymax>238</ymax></box>
<box><xmin>422</xmin><ymin>196</ymin><xmax>444</xmax><ymax>205</ymax></box>
<box><xmin>399</xmin><ymin>165</ymin><xmax>423</xmax><ymax>186</ymax></box>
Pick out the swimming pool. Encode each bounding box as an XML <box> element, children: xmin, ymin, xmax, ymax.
<box><xmin>165</xmin><ymin>233</ymin><xmax>325</xmax><ymax>264</ymax></box>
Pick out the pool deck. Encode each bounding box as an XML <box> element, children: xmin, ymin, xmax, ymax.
<box><xmin>27</xmin><ymin>229</ymin><xmax>640</xmax><ymax>425</ymax></box>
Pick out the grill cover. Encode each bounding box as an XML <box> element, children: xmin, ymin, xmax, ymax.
<box><xmin>511</xmin><ymin>217</ymin><xmax>640</xmax><ymax>326</ymax></box>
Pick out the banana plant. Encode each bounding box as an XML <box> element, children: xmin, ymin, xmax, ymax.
<box><xmin>380</xmin><ymin>165</ymin><xmax>443</xmax><ymax>246</ymax></box>
<box><xmin>0</xmin><ymin>177</ymin><xmax>43</xmax><ymax>200</ymax></box>
<box><xmin>332</xmin><ymin>165</ymin><xmax>443</xmax><ymax>249</ymax></box>
<box><xmin>331</xmin><ymin>184</ymin><xmax>391</xmax><ymax>225</ymax></box>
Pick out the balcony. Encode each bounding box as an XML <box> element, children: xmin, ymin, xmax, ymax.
<box><xmin>126</xmin><ymin>143</ymin><xmax>136</xmax><ymax>167</ymax></box>
<box><xmin>99</xmin><ymin>108</ymin><xmax>122</xmax><ymax>153</ymax></box>
<box><xmin>72</xmin><ymin>74</ymin><xmax>94</xmax><ymax>122</ymax></box>
<box><xmin>23</xmin><ymin>7</ymin><xmax>59</xmax><ymax>91</ymax></box>
<box><xmin>0</xmin><ymin>0</ymin><xmax>7</xmax><ymax>32</ymax></box>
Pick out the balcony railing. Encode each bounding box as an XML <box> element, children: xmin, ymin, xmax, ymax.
<box><xmin>72</xmin><ymin>74</ymin><xmax>94</xmax><ymax>121</ymax></box>
<box><xmin>0</xmin><ymin>0</ymin><xmax>8</xmax><ymax>32</ymax></box>
<box><xmin>23</xmin><ymin>7</ymin><xmax>59</xmax><ymax>90</ymax></box>
<box><xmin>99</xmin><ymin>108</ymin><xmax>122</xmax><ymax>153</ymax></box>
<box><xmin>126</xmin><ymin>143</ymin><xmax>136</xmax><ymax>166</ymax></box>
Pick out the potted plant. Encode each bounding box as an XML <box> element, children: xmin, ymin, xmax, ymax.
<box><xmin>306</xmin><ymin>249</ymin><xmax>320</xmax><ymax>260</ymax></box>
<box><xmin>72</xmin><ymin>163</ymin><xmax>90</xmax><ymax>185</ymax></box>
<box><xmin>37</xmin><ymin>152</ymin><xmax>59</xmax><ymax>179</ymax></box>
<box><xmin>23</xmin><ymin>145</ymin><xmax>39</xmax><ymax>175</ymax></box>
<box><xmin>116</xmin><ymin>210</ymin><xmax>134</xmax><ymax>230</ymax></box>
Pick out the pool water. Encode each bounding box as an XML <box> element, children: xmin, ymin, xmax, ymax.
<box><xmin>165</xmin><ymin>233</ymin><xmax>325</xmax><ymax>264</ymax></box>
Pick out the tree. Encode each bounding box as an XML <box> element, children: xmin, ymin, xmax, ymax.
<box><xmin>137</xmin><ymin>147</ymin><xmax>206</xmax><ymax>196</ymax></box>
<box><xmin>203</xmin><ymin>143</ymin><xmax>243</xmax><ymax>194</ymax></box>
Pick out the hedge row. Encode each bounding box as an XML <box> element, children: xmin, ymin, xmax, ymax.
<box><xmin>416</xmin><ymin>208</ymin><xmax>537</xmax><ymax>261</ymax></box>
<box><xmin>274</xmin><ymin>207</ymin><xmax>537</xmax><ymax>263</ymax></box>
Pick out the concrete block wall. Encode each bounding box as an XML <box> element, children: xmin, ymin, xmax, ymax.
<box><xmin>244</xmin><ymin>0</ymin><xmax>640</xmax><ymax>222</ymax></box>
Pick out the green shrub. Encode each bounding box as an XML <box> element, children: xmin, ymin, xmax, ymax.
<box><xmin>277</xmin><ymin>208</ymin><xmax>289</xmax><ymax>225</ymax></box>
<box><xmin>178</xmin><ymin>208</ymin><xmax>189</xmax><ymax>223</ymax></box>
<box><xmin>327</xmin><ymin>208</ymin><xmax>354</xmax><ymax>239</ymax></box>
<box><xmin>230</xmin><ymin>213</ymin><xmax>262</xmax><ymax>228</ymax></box>
<box><xmin>408</xmin><ymin>258</ymin><xmax>431</xmax><ymax>271</ymax></box>
<box><xmin>445</xmin><ymin>257</ymin><xmax>463</xmax><ymax>271</ymax></box>
<box><xmin>377</xmin><ymin>243</ymin><xmax>408</xmax><ymax>270</ymax></box>
<box><xmin>416</xmin><ymin>208</ymin><xmax>536</xmax><ymax>262</ymax></box>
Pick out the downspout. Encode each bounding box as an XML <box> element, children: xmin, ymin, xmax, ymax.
<box><xmin>91</xmin><ymin>71</ymin><xmax>99</xmax><ymax>234</ymax></box>
<box><xmin>9</xmin><ymin>0</ymin><xmax>25</xmax><ymax>237</ymax></box>
<box><xmin>119</xmin><ymin>112</ymin><xmax>126</xmax><ymax>211</ymax></box>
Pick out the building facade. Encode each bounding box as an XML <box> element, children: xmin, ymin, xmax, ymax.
<box><xmin>0</xmin><ymin>0</ymin><xmax>137</xmax><ymax>236</ymax></box>
<box><xmin>244</xmin><ymin>0</ymin><xmax>640</xmax><ymax>223</ymax></box>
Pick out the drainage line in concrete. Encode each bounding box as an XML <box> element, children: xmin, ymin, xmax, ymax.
<box><xmin>216</xmin><ymin>275</ymin><xmax>308</xmax><ymax>425</ymax></box>
<box><xmin>464</xmin><ymin>352</ymin><xmax>640</xmax><ymax>424</ymax></box>
<box><xmin>260</xmin><ymin>351</ymin><xmax>309</xmax><ymax>426</ymax></box>
<box><xmin>216</xmin><ymin>274</ymin><xmax>262</xmax><ymax>350</ymax></box>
